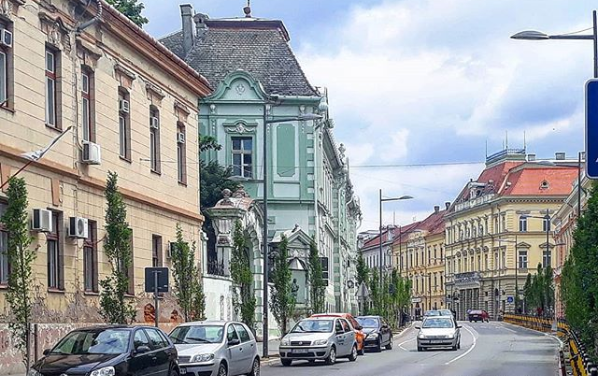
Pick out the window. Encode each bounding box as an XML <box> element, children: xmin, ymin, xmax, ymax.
<box><xmin>145</xmin><ymin>328</ymin><xmax>168</xmax><ymax>350</ymax></box>
<box><xmin>133</xmin><ymin>329</ymin><xmax>150</xmax><ymax>349</ymax></box>
<box><xmin>519</xmin><ymin>216</ymin><xmax>527</xmax><ymax>232</ymax></box>
<box><xmin>543</xmin><ymin>249</ymin><xmax>551</xmax><ymax>268</ymax></box>
<box><xmin>118</xmin><ymin>88</ymin><xmax>131</xmax><ymax>160</ymax></box>
<box><xmin>232</xmin><ymin>137</ymin><xmax>253</xmax><ymax>178</ymax></box>
<box><xmin>227</xmin><ymin>324</ymin><xmax>239</xmax><ymax>342</ymax></box>
<box><xmin>518</xmin><ymin>250</ymin><xmax>528</xmax><ymax>269</ymax></box>
<box><xmin>484</xmin><ymin>254</ymin><xmax>488</xmax><ymax>271</ymax></box>
<box><xmin>83</xmin><ymin>221</ymin><xmax>98</xmax><ymax>292</ymax></box>
<box><xmin>477</xmin><ymin>255</ymin><xmax>481</xmax><ymax>271</ymax></box>
<box><xmin>233</xmin><ymin>324</ymin><xmax>251</xmax><ymax>342</ymax></box>
<box><xmin>177</xmin><ymin>122</ymin><xmax>187</xmax><ymax>184</ymax></box>
<box><xmin>0</xmin><ymin>19</ymin><xmax>12</xmax><ymax>107</ymax></box>
<box><xmin>479</xmin><ymin>224</ymin><xmax>484</xmax><ymax>236</ymax></box>
<box><xmin>47</xmin><ymin>211</ymin><xmax>63</xmax><ymax>290</ymax></box>
<box><xmin>543</xmin><ymin>217</ymin><xmax>551</xmax><ymax>232</ymax></box>
<box><xmin>45</xmin><ymin>48</ymin><xmax>60</xmax><ymax>127</ymax></box>
<box><xmin>149</xmin><ymin>106</ymin><xmax>161</xmax><ymax>173</ymax></box>
<box><xmin>0</xmin><ymin>201</ymin><xmax>8</xmax><ymax>285</ymax></box>
<box><xmin>81</xmin><ymin>68</ymin><xmax>95</xmax><ymax>141</ymax></box>
<box><xmin>152</xmin><ymin>235</ymin><xmax>162</xmax><ymax>267</ymax></box>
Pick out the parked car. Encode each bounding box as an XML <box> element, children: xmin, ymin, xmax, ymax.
<box><xmin>30</xmin><ymin>325</ymin><xmax>178</xmax><ymax>376</ymax></box>
<box><xmin>310</xmin><ymin>312</ymin><xmax>366</xmax><ymax>354</ymax></box>
<box><xmin>169</xmin><ymin>320</ymin><xmax>260</xmax><ymax>376</ymax></box>
<box><xmin>279</xmin><ymin>316</ymin><xmax>358</xmax><ymax>366</ymax></box>
<box><xmin>355</xmin><ymin>316</ymin><xmax>393</xmax><ymax>352</ymax></box>
<box><xmin>468</xmin><ymin>309</ymin><xmax>490</xmax><ymax>323</ymax></box>
<box><xmin>416</xmin><ymin>316</ymin><xmax>462</xmax><ymax>351</ymax></box>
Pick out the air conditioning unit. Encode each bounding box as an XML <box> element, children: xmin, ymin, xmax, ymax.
<box><xmin>177</xmin><ymin>132</ymin><xmax>185</xmax><ymax>144</ymax></box>
<box><xmin>167</xmin><ymin>242</ymin><xmax>177</xmax><ymax>259</ymax></box>
<box><xmin>150</xmin><ymin>117</ymin><xmax>160</xmax><ymax>129</ymax></box>
<box><xmin>68</xmin><ymin>217</ymin><xmax>89</xmax><ymax>239</ymax></box>
<box><xmin>32</xmin><ymin>209</ymin><xmax>53</xmax><ymax>233</ymax></box>
<box><xmin>119</xmin><ymin>99</ymin><xmax>130</xmax><ymax>114</ymax></box>
<box><xmin>0</xmin><ymin>29</ymin><xmax>12</xmax><ymax>48</ymax></box>
<box><xmin>82</xmin><ymin>141</ymin><xmax>102</xmax><ymax>165</ymax></box>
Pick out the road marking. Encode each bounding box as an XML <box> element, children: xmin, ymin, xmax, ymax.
<box><xmin>445</xmin><ymin>325</ymin><xmax>477</xmax><ymax>365</ymax></box>
<box><xmin>501</xmin><ymin>326</ymin><xmax>517</xmax><ymax>333</ymax></box>
<box><xmin>398</xmin><ymin>336</ymin><xmax>416</xmax><ymax>351</ymax></box>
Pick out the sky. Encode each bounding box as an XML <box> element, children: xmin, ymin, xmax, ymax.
<box><xmin>143</xmin><ymin>0</ymin><xmax>595</xmax><ymax>231</ymax></box>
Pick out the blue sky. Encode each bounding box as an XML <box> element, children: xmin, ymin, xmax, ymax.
<box><xmin>143</xmin><ymin>0</ymin><xmax>595</xmax><ymax>230</ymax></box>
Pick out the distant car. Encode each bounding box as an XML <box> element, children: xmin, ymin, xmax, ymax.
<box><xmin>468</xmin><ymin>310</ymin><xmax>490</xmax><ymax>323</ymax></box>
<box><xmin>169</xmin><ymin>320</ymin><xmax>260</xmax><ymax>376</ymax></box>
<box><xmin>30</xmin><ymin>325</ymin><xmax>178</xmax><ymax>376</ymax></box>
<box><xmin>279</xmin><ymin>316</ymin><xmax>358</xmax><ymax>366</ymax></box>
<box><xmin>355</xmin><ymin>316</ymin><xmax>393</xmax><ymax>352</ymax></box>
<box><xmin>311</xmin><ymin>313</ymin><xmax>366</xmax><ymax>354</ymax></box>
<box><xmin>416</xmin><ymin>317</ymin><xmax>462</xmax><ymax>351</ymax></box>
<box><xmin>424</xmin><ymin>310</ymin><xmax>441</xmax><ymax>317</ymax></box>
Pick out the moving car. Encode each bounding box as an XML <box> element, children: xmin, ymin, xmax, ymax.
<box><xmin>468</xmin><ymin>309</ymin><xmax>490</xmax><ymax>323</ymax></box>
<box><xmin>311</xmin><ymin>313</ymin><xmax>366</xmax><ymax>354</ymax></box>
<box><xmin>416</xmin><ymin>316</ymin><xmax>462</xmax><ymax>351</ymax></box>
<box><xmin>169</xmin><ymin>320</ymin><xmax>260</xmax><ymax>376</ymax></box>
<box><xmin>30</xmin><ymin>325</ymin><xmax>178</xmax><ymax>376</ymax></box>
<box><xmin>279</xmin><ymin>316</ymin><xmax>358</xmax><ymax>366</ymax></box>
<box><xmin>355</xmin><ymin>316</ymin><xmax>393</xmax><ymax>352</ymax></box>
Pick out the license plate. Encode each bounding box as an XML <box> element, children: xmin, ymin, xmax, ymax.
<box><xmin>430</xmin><ymin>340</ymin><xmax>444</xmax><ymax>344</ymax></box>
<box><xmin>292</xmin><ymin>349</ymin><xmax>309</xmax><ymax>354</ymax></box>
<box><xmin>179</xmin><ymin>368</ymin><xmax>187</xmax><ymax>375</ymax></box>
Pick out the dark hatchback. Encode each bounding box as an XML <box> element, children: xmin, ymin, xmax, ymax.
<box><xmin>30</xmin><ymin>325</ymin><xmax>179</xmax><ymax>376</ymax></box>
<box><xmin>355</xmin><ymin>316</ymin><xmax>393</xmax><ymax>352</ymax></box>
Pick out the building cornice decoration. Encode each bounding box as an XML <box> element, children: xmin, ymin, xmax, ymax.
<box><xmin>223</xmin><ymin>119</ymin><xmax>258</xmax><ymax>134</ymax></box>
<box><xmin>174</xmin><ymin>100</ymin><xmax>190</xmax><ymax>122</ymax></box>
<box><xmin>114</xmin><ymin>62</ymin><xmax>136</xmax><ymax>89</ymax></box>
<box><xmin>76</xmin><ymin>36</ymin><xmax>102</xmax><ymax>68</ymax></box>
<box><xmin>145</xmin><ymin>81</ymin><xmax>165</xmax><ymax>106</ymax></box>
<box><xmin>39</xmin><ymin>12</ymin><xmax>72</xmax><ymax>52</ymax></box>
<box><xmin>205</xmin><ymin>70</ymin><xmax>268</xmax><ymax>102</ymax></box>
<box><xmin>1</xmin><ymin>0</ymin><xmax>25</xmax><ymax>18</ymax></box>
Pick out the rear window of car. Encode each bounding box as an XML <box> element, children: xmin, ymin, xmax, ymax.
<box><xmin>356</xmin><ymin>317</ymin><xmax>379</xmax><ymax>328</ymax></box>
<box><xmin>233</xmin><ymin>324</ymin><xmax>251</xmax><ymax>343</ymax></box>
<box><xmin>145</xmin><ymin>328</ymin><xmax>169</xmax><ymax>350</ymax></box>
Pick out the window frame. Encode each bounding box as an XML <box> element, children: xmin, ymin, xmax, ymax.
<box><xmin>118</xmin><ymin>88</ymin><xmax>131</xmax><ymax>161</ymax></box>
<box><xmin>149</xmin><ymin>106</ymin><xmax>161</xmax><ymax>174</ymax></box>
<box><xmin>518</xmin><ymin>249</ymin><xmax>528</xmax><ymax>269</ymax></box>
<box><xmin>177</xmin><ymin>122</ymin><xmax>187</xmax><ymax>185</ymax></box>
<box><xmin>231</xmin><ymin>136</ymin><xmax>253</xmax><ymax>178</ymax></box>
<box><xmin>519</xmin><ymin>216</ymin><xmax>528</xmax><ymax>232</ymax></box>
<box><xmin>47</xmin><ymin>211</ymin><xmax>63</xmax><ymax>290</ymax></box>
<box><xmin>45</xmin><ymin>48</ymin><xmax>59</xmax><ymax>128</ymax></box>
<box><xmin>81</xmin><ymin>67</ymin><xmax>95</xmax><ymax>142</ymax></box>
<box><xmin>151</xmin><ymin>235</ymin><xmax>162</xmax><ymax>268</ymax></box>
<box><xmin>0</xmin><ymin>18</ymin><xmax>13</xmax><ymax>109</ymax></box>
<box><xmin>83</xmin><ymin>220</ymin><xmax>98</xmax><ymax>293</ymax></box>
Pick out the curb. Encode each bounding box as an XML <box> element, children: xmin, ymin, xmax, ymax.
<box><xmin>260</xmin><ymin>355</ymin><xmax>281</xmax><ymax>365</ymax></box>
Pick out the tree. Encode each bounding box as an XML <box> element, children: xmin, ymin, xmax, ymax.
<box><xmin>270</xmin><ymin>234</ymin><xmax>296</xmax><ymax>335</ymax></box>
<box><xmin>230</xmin><ymin>221</ymin><xmax>255</xmax><ymax>328</ymax></box>
<box><xmin>105</xmin><ymin>0</ymin><xmax>148</xmax><ymax>27</ymax></box>
<box><xmin>99</xmin><ymin>172</ymin><xmax>136</xmax><ymax>324</ymax></box>
<box><xmin>2</xmin><ymin>178</ymin><xmax>35</xmax><ymax>371</ymax></box>
<box><xmin>369</xmin><ymin>269</ymin><xmax>381</xmax><ymax>316</ymax></box>
<box><xmin>171</xmin><ymin>224</ymin><xmax>205</xmax><ymax>321</ymax></box>
<box><xmin>356</xmin><ymin>253</ymin><xmax>369</xmax><ymax>287</ymax></box>
<box><xmin>199</xmin><ymin>135</ymin><xmax>223</xmax><ymax>154</ymax></box>
<box><xmin>307</xmin><ymin>236</ymin><xmax>325</xmax><ymax>315</ymax></box>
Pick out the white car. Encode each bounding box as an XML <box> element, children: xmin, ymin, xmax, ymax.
<box><xmin>169</xmin><ymin>320</ymin><xmax>260</xmax><ymax>376</ymax></box>
<box><xmin>416</xmin><ymin>316</ymin><xmax>462</xmax><ymax>351</ymax></box>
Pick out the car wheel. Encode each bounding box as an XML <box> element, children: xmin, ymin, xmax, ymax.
<box><xmin>325</xmin><ymin>346</ymin><xmax>337</xmax><ymax>365</ymax></box>
<box><xmin>349</xmin><ymin>345</ymin><xmax>358</xmax><ymax>361</ymax></box>
<box><xmin>457</xmin><ymin>341</ymin><xmax>461</xmax><ymax>350</ymax></box>
<box><xmin>417</xmin><ymin>346</ymin><xmax>422</xmax><ymax>352</ymax></box>
<box><xmin>375</xmin><ymin>338</ymin><xmax>382</xmax><ymax>352</ymax></box>
<box><xmin>281</xmin><ymin>359</ymin><xmax>292</xmax><ymax>367</ymax></box>
<box><xmin>217</xmin><ymin>363</ymin><xmax>228</xmax><ymax>376</ymax></box>
<box><xmin>385</xmin><ymin>337</ymin><xmax>393</xmax><ymax>350</ymax></box>
<box><xmin>452</xmin><ymin>344</ymin><xmax>458</xmax><ymax>351</ymax></box>
<box><xmin>308</xmin><ymin>360</ymin><xmax>316</xmax><ymax>364</ymax></box>
<box><xmin>169</xmin><ymin>367</ymin><xmax>179</xmax><ymax>376</ymax></box>
<box><xmin>357</xmin><ymin>346</ymin><xmax>365</xmax><ymax>356</ymax></box>
<box><xmin>247</xmin><ymin>357</ymin><xmax>260</xmax><ymax>376</ymax></box>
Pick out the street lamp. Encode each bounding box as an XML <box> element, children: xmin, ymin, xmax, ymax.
<box><xmin>261</xmin><ymin>108</ymin><xmax>323</xmax><ymax>359</ymax></box>
<box><xmin>511</xmin><ymin>10</ymin><xmax>598</xmax><ymax>78</ymax></box>
<box><xmin>379</xmin><ymin>190</ymin><xmax>413</xmax><ymax>288</ymax></box>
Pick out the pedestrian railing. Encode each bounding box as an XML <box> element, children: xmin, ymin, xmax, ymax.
<box><xmin>504</xmin><ymin>314</ymin><xmax>597</xmax><ymax>376</ymax></box>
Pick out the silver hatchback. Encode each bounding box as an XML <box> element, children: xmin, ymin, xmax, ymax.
<box><xmin>279</xmin><ymin>317</ymin><xmax>358</xmax><ymax>366</ymax></box>
<box><xmin>169</xmin><ymin>320</ymin><xmax>260</xmax><ymax>376</ymax></box>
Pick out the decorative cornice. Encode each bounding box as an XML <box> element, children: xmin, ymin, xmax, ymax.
<box><xmin>1</xmin><ymin>0</ymin><xmax>25</xmax><ymax>18</ymax></box>
<box><xmin>146</xmin><ymin>82</ymin><xmax>165</xmax><ymax>100</ymax></box>
<box><xmin>39</xmin><ymin>12</ymin><xmax>72</xmax><ymax>52</ymax></box>
<box><xmin>223</xmin><ymin>119</ymin><xmax>258</xmax><ymax>134</ymax></box>
<box><xmin>114</xmin><ymin>62</ymin><xmax>136</xmax><ymax>81</ymax></box>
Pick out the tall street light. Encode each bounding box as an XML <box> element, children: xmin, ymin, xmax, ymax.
<box><xmin>511</xmin><ymin>10</ymin><xmax>598</xmax><ymax>78</ymax></box>
<box><xmin>261</xmin><ymin>109</ymin><xmax>322</xmax><ymax>358</ymax></box>
<box><xmin>379</xmin><ymin>190</ymin><xmax>413</xmax><ymax>288</ymax></box>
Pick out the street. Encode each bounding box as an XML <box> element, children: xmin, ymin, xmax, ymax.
<box><xmin>261</xmin><ymin>322</ymin><xmax>560</xmax><ymax>376</ymax></box>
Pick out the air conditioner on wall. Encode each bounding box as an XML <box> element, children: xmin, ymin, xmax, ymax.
<box><xmin>31</xmin><ymin>209</ymin><xmax>53</xmax><ymax>232</ymax></box>
<box><xmin>0</xmin><ymin>29</ymin><xmax>12</xmax><ymax>48</ymax></box>
<box><xmin>119</xmin><ymin>99</ymin><xmax>130</xmax><ymax>114</ymax></box>
<box><xmin>177</xmin><ymin>132</ymin><xmax>185</xmax><ymax>144</ymax></box>
<box><xmin>167</xmin><ymin>242</ymin><xmax>177</xmax><ymax>259</ymax></box>
<box><xmin>150</xmin><ymin>117</ymin><xmax>160</xmax><ymax>129</ymax></box>
<box><xmin>82</xmin><ymin>141</ymin><xmax>102</xmax><ymax>165</ymax></box>
<box><xmin>68</xmin><ymin>217</ymin><xmax>89</xmax><ymax>239</ymax></box>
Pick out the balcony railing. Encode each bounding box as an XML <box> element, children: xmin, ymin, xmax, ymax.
<box><xmin>207</xmin><ymin>259</ymin><xmax>227</xmax><ymax>277</ymax></box>
<box><xmin>454</xmin><ymin>194</ymin><xmax>495</xmax><ymax>213</ymax></box>
<box><xmin>454</xmin><ymin>271</ymin><xmax>481</xmax><ymax>285</ymax></box>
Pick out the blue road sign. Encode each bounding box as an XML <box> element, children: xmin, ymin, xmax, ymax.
<box><xmin>506</xmin><ymin>296</ymin><xmax>514</xmax><ymax>304</ymax></box>
<box><xmin>586</xmin><ymin>79</ymin><xmax>598</xmax><ymax>179</ymax></box>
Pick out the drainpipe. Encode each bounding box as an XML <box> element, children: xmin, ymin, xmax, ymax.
<box><xmin>77</xmin><ymin>0</ymin><xmax>103</xmax><ymax>32</ymax></box>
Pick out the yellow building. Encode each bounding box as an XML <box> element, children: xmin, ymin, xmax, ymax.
<box><xmin>444</xmin><ymin>150</ymin><xmax>578</xmax><ymax>320</ymax></box>
<box><xmin>0</xmin><ymin>0</ymin><xmax>211</xmax><ymax>355</ymax></box>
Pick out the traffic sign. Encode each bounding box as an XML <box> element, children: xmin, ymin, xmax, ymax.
<box><xmin>586</xmin><ymin>79</ymin><xmax>598</xmax><ymax>179</ymax></box>
<box><xmin>506</xmin><ymin>296</ymin><xmax>514</xmax><ymax>304</ymax></box>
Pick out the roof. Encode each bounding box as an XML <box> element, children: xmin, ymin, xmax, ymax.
<box><xmin>362</xmin><ymin>222</ymin><xmax>421</xmax><ymax>248</ymax></box>
<box><xmin>160</xmin><ymin>18</ymin><xmax>318</xmax><ymax>96</ymax></box>
<box><xmin>416</xmin><ymin>209</ymin><xmax>446</xmax><ymax>236</ymax></box>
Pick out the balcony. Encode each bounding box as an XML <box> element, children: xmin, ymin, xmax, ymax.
<box><xmin>454</xmin><ymin>194</ymin><xmax>495</xmax><ymax>213</ymax></box>
<box><xmin>454</xmin><ymin>271</ymin><xmax>481</xmax><ymax>288</ymax></box>
<box><xmin>207</xmin><ymin>259</ymin><xmax>227</xmax><ymax>277</ymax></box>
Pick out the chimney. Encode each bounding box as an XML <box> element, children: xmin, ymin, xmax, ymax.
<box><xmin>528</xmin><ymin>153</ymin><xmax>536</xmax><ymax>161</ymax></box>
<box><xmin>194</xmin><ymin>13</ymin><xmax>209</xmax><ymax>41</ymax></box>
<box><xmin>445</xmin><ymin>202</ymin><xmax>451</xmax><ymax>210</ymax></box>
<box><xmin>555</xmin><ymin>152</ymin><xmax>566</xmax><ymax>160</ymax></box>
<box><xmin>434</xmin><ymin>205</ymin><xmax>440</xmax><ymax>213</ymax></box>
<box><xmin>180</xmin><ymin>4</ymin><xmax>195</xmax><ymax>57</ymax></box>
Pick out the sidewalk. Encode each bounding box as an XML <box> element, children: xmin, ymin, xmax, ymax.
<box><xmin>257</xmin><ymin>338</ymin><xmax>280</xmax><ymax>359</ymax></box>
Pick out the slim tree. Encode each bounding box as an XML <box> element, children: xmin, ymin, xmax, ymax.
<box><xmin>230</xmin><ymin>221</ymin><xmax>255</xmax><ymax>328</ymax></box>
<box><xmin>105</xmin><ymin>0</ymin><xmax>148</xmax><ymax>27</ymax></box>
<box><xmin>356</xmin><ymin>253</ymin><xmax>369</xmax><ymax>287</ymax></box>
<box><xmin>270</xmin><ymin>234</ymin><xmax>296</xmax><ymax>335</ymax></box>
<box><xmin>2</xmin><ymin>178</ymin><xmax>35</xmax><ymax>371</ymax></box>
<box><xmin>307</xmin><ymin>236</ymin><xmax>325</xmax><ymax>315</ymax></box>
<box><xmin>369</xmin><ymin>269</ymin><xmax>381</xmax><ymax>315</ymax></box>
<box><xmin>171</xmin><ymin>224</ymin><xmax>205</xmax><ymax>321</ymax></box>
<box><xmin>99</xmin><ymin>171</ymin><xmax>136</xmax><ymax>324</ymax></box>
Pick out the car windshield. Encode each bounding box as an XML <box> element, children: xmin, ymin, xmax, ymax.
<box><xmin>356</xmin><ymin>317</ymin><xmax>379</xmax><ymax>328</ymax></box>
<box><xmin>291</xmin><ymin>319</ymin><xmax>333</xmax><ymax>333</ymax></box>
<box><xmin>425</xmin><ymin>310</ymin><xmax>440</xmax><ymax>316</ymax></box>
<box><xmin>170</xmin><ymin>325</ymin><xmax>224</xmax><ymax>344</ymax></box>
<box><xmin>50</xmin><ymin>329</ymin><xmax>130</xmax><ymax>355</ymax></box>
<box><xmin>422</xmin><ymin>318</ymin><xmax>455</xmax><ymax>329</ymax></box>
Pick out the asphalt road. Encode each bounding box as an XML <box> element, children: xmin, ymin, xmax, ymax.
<box><xmin>261</xmin><ymin>321</ymin><xmax>560</xmax><ymax>376</ymax></box>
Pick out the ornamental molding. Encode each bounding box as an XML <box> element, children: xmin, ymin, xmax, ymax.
<box><xmin>145</xmin><ymin>81</ymin><xmax>165</xmax><ymax>106</ymax></box>
<box><xmin>174</xmin><ymin>100</ymin><xmax>190</xmax><ymax>122</ymax></box>
<box><xmin>0</xmin><ymin>0</ymin><xmax>25</xmax><ymax>18</ymax></box>
<box><xmin>76</xmin><ymin>37</ymin><xmax>102</xmax><ymax>68</ymax></box>
<box><xmin>223</xmin><ymin>119</ymin><xmax>258</xmax><ymax>134</ymax></box>
<box><xmin>114</xmin><ymin>62</ymin><xmax>136</xmax><ymax>89</ymax></box>
<box><xmin>39</xmin><ymin>12</ymin><xmax>72</xmax><ymax>52</ymax></box>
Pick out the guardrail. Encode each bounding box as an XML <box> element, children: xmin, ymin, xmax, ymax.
<box><xmin>503</xmin><ymin>314</ymin><xmax>597</xmax><ymax>376</ymax></box>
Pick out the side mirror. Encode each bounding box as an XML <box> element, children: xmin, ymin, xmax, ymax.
<box><xmin>135</xmin><ymin>345</ymin><xmax>151</xmax><ymax>354</ymax></box>
<box><xmin>415</xmin><ymin>326</ymin><xmax>421</xmax><ymax>330</ymax></box>
<box><xmin>43</xmin><ymin>349</ymin><xmax>51</xmax><ymax>356</ymax></box>
<box><xmin>228</xmin><ymin>338</ymin><xmax>241</xmax><ymax>347</ymax></box>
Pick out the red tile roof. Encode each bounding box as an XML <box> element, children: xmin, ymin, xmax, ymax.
<box><xmin>499</xmin><ymin>167</ymin><xmax>578</xmax><ymax>196</ymax></box>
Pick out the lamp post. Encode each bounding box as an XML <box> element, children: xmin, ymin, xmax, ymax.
<box><xmin>261</xmin><ymin>110</ymin><xmax>322</xmax><ymax>358</ymax></box>
<box><xmin>379</xmin><ymin>191</ymin><xmax>413</xmax><ymax>289</ymax></box>
<box><xmin>511</xmin><ymin>10</ymin><xmax>598</xmax><ymax>78</ymax></box>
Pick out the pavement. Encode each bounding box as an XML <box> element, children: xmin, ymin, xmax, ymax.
<box><xmin>260</xmin><ymin>321</ymin><xmax>561</xmax><ymax>375</ymax></box>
